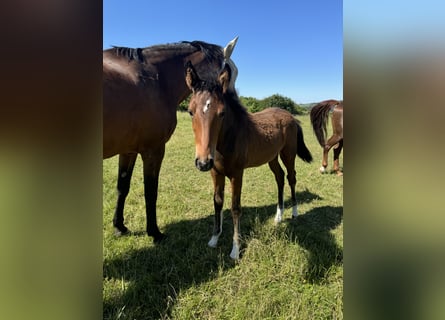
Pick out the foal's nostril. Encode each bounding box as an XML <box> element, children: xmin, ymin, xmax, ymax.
<box><xmin>195</xmin><ymin>158</ymin><xmax>214</xmax><ymax>171</ymax></box>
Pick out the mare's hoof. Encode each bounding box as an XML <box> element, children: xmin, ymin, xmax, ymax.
<box><xmin>114</xmin><ymin>227</ymin><xmax>130</xmax><ymax>237</ymax></box>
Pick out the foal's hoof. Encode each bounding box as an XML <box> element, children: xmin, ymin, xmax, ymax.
<box><xmin>336</xmin><ymin>171</ymin><xmax>343</xmax><ymax>176</ymax></box>
<box><xmin>114</xmin><ymin>226</ymin><xmax>130</xmax><ymax>237</ymax></box>
<box><xmin>150</xmin><ymin>232</ymin><xmax>166</xmax><ymax>244</ymax></box>
<box><xmin>208</xmin><ymin>236</ymin><xmax>219</xmax><ymax>248</ymax></box>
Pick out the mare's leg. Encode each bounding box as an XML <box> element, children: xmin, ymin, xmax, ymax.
<box><xmin>113</xmin><ymin>153</ymin><xmax>137</xmax><ymax>236</ymax></box>
<box><xmin>141</xmin><ymin>147</ymin><xmax>166</xmax><ymax>243</ymax></box>
<box><xmin>320</xmin><ymin>145</ymin><xmax>330</xmax><ymax>173</ymax></box>
<box><xmin>229</xmin><ymin>171</ymin><xmax>243</xmax><ymax>260</ymax></box>
<box><xmin>321</xmin><ymin>134</ymin><xmax>342</xmax><ymax>173</ymax></box>
<box><xmin>333</xmin><ymin>139</ymin><xmax>343</xmax><ymax>176</ymax></box>
<box><xmin>208</xmin><ymin>169</ymin><xmax>226</xmax><ymax>248</ymax></box>
<box><xmin>268</xmin><ymin>157</ymin><xmax>285</xmax><ymax>223</ymax></box>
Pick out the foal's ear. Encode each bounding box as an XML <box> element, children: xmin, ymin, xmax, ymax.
<box><xmin>218</xmin><ymin>63</ymin><xmax>232</xmax><ymax>94</ymax></box>
<box><xmin>185</xmin><ymin>61</ymin><xmax>200</xmax><ymax>91</ymax></box>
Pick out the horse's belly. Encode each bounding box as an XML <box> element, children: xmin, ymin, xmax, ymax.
<box><xmin>245</xmin><ymin>144</ymin><xmax>282</xmax><ymax>168</ymax></box>
<box><xmin>103</xmin><ymin>111</ymin><xmax>176</xmax><ymax>157</ymax></box>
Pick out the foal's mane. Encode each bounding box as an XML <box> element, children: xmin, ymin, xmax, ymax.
<box><xmin>193</xmin><ymin>80</ymin><xmax>248</xmax><ymax>119</ymax></box>
<box><xmin>223</xmin><ymin>89</ymin><xmax>249</xmax><ymax>119</ymax></box>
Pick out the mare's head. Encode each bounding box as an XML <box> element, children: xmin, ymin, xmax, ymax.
<box><xmin>185</xmin><ymin>62</ymin><xmax>232</xmax><ymax>171</ymax></box>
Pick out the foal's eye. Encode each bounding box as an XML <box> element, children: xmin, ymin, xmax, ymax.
<box><xmin>188</xmin><ymin>110</ymin><xmax>194</xmax><ymax>117</ymax></box>
<box><xmin>218</xmin><ymin>111</ymin><xmax>225</xmax><ymax>118</ymax></box>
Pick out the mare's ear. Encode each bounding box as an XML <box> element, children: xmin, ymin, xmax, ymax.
<box><xmin>185</xmin><ymin>61</ymin><xmax>200</xmax><ymax>91</ymax></box>
<box><xmin>223</xmin><ymin>36</ymin><xmax>239</xmax><ymax>59</ymax></box>
<box><xmin>218</xmin><ymin>63</ymin><xmax>232</xmax><ymax>94</ymax></box>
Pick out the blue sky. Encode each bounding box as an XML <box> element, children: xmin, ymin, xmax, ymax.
<box><xmin>104</xmin><ymin>0</ymin><xmax>343</xmax><ymax>104</ymax></box>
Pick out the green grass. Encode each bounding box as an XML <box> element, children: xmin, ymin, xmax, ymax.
<box><xmin>103</xmin><ymin>112</ymin><xmax>343</xmax><ymax>319</ymax></box>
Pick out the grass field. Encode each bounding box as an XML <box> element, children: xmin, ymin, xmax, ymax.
<box><xmin>103</xmin><ymin>112</ymin><xmax>343</xmax><ymax>319</ymax></box>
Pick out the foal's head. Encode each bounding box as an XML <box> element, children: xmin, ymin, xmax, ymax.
<box><xmin>185</xmin><ymin>61</ymin><xmax>232</xmax><ymax>171</ymax></box>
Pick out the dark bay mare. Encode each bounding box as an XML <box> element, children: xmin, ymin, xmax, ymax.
<box><xmin>103</xmin><ymin>38</ymin><xmax>238</xmax><ymax>242</ymax></box>
<box><xmin>310</xmin><ymin>100</ymin><xmax>343</xmax><ymax>176</ymax></box>
<box><xmin>185</xmin><ymin>62</ymin><xmax>313</xmax><ymax>259</ymax></box>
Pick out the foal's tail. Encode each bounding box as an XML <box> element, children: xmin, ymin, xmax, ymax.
<box><xmin>310</xmin><ymin>100</ymin><xmax>339</xmax><ymax>147</ymax></box>
<box><xmin>296</xmin><ymin>121</ymin><xmax>313</xmax><ymax>163</ymax></box>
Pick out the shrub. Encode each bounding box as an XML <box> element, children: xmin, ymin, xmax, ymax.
<box><xmin>178</xmin><ymin>94</ymin><xmax>191</xmax><ymax>112</ymax></box>
<box><xmin>261</xmin><ymin>94</ymin><xmax>304</xmax><ymax>115</ymax></box>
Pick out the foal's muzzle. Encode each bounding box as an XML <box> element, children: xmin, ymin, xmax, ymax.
<box><xmin>195</xmin><ymin>158</ymin><xmax>214</xmax><ymax>171</ymax></box>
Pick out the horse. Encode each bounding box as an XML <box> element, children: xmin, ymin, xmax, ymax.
<box><xmin>103</xmin><ymin>37</ymin><xmax>239</xmax><ymax>243</ymax></box>
<box><xmin>310</xmin><ymin>100</ymin><xmax>343</xmax><ymax>176</ymax></box>
<box><xmin>185</xmin><ymin>62</ymin><xmax>313</xmax><ymax>259</ymax></box>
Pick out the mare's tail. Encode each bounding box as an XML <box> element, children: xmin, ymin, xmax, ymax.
<box><xmin>296</xmin><ymin>121</ymin><xmax>313</xmax><ymax>163</ymax></box>
<box><xmin>310</xmin><ymin>100</ymin><xmax>339</xmax><ymax>147</ymax></box>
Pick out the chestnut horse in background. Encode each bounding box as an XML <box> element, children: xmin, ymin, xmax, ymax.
<box><xmin>103</xmin><ymin>38</ymin><xmax>238</xmax><ymax>242</ymax></box>
<box><xmin>185</xmin><ymin>62</ymin><xmax>313</xmax><ymax>259</ymax></box>
<box><xmin>310</xmin><ymin>100</ymin><xmax>343</xmax><ymax>176</ymax></box>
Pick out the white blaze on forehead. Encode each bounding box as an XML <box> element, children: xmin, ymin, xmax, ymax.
<box><xmin>203</xmin><ymin>98</ymin><xmax>211</xmax><ymax>113</ymax></box>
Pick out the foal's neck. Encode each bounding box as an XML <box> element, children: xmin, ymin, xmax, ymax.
<box><xmin>218</xmin><ymin>90</ymin><xmax>250</xmax><ymax>156</ymax></box>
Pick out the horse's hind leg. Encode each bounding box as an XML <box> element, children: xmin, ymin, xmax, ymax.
<box><xmin>113</xmin><ymin>153</ymin><xmax>137</xmax><ymax>236</ymax></box>
<box><xmin>280</xmin><ymin>151</ymin><xmax>298</xmax><ymax>218</ymax></box>
<box><xmin>141</xmin><ymin>147</ymin><xmax>166</xmax><ymax>243</ymax></box>
<box><xmin>321</xmin><ymin>134</ymin><xmax>342</xmax><ymax>173</ymax></box>
<box><xmin>208</xmin><ymin>169</ymin><xmax>225</xmax><ymax>248</ymax></box>
<box><xmin>320</xmin><ymin>146</ymin><xmax>330</xmax><ymax>173</ymax></box>
<box><xmin>333</xmin><ymin>139</ymin><xmax>343</xmax><ymax>175</ymax></box>
<box><xmin>268</xmin><ymin>157</ymin><xmax>285</xmax><ymax>223</ymax></box>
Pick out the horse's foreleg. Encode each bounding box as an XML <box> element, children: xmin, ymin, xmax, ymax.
<box><xmin>208</xmin><ymin>169</ymin><xmax>225</xmax><ymax>248</ymax></box>
<box><xmin>229</xmin><ymin>172</ymin><xmax>243</xmax><ymax>260</ymax></box>
<box><xmin>141</xmin><ymin>148</ymin><xmax>165</xmax><ymax>243</ymax></box>
<box><xmin>333</xmin><ymin>139</ymin><xmax>343</xmax><ymax>175</ymax></box>
<box><xmin>113</xmin><ymin>153</ymin><xmax>137</xmax><ymax>235</ymax></box>
<box><xmin>268</xmin><ymin>157</ymin><xmax>285</xmax><ymax>223</ymax></box>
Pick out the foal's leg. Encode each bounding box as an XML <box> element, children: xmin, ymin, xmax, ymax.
<box><xmin>208</xmin><ymin>168</ymin><xmax>226</xmax><ymax>248</ymax></box>
<box><xmin>280</xmin><ymin>151</ymin><xmax>298</xmax><ymax>218</ymax></box>
<box><xmin>287</xmin><ymin>167</ymin><xmax>298</xmax><ymax>218</ymax></box>
<box><xmin>229</xmin><ymin>172</ymin><xmax>243</xmax><ymax>260</ymax></box>
<box><xmin>113</xmin><ymin>153</ymin><xmax>137</xmax><ymax>235</ymax></box>
<box><xmin>141</xmin><ymin>147</ymin><xmax>166</xmax><ymax>243</ymax></box>
<box><xmin>268</xmin><ymin>157</ymin><xmax>285</xmax><ymax>223</ymax></box>
<box><xmin>333</xmin><ymin>139</ymin><xmax>343</xmax><ymax>176</ymax></box>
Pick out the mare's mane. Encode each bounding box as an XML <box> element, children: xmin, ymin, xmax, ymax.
<box><xmin>112</xmin><ymin>46</ymin><xmax>144</xmax><ymax>63</ymax></box>
<box><xmin>111</xmin><ymin>41</ymin><xmax>224</xmax><ymax>64</ymax></box>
